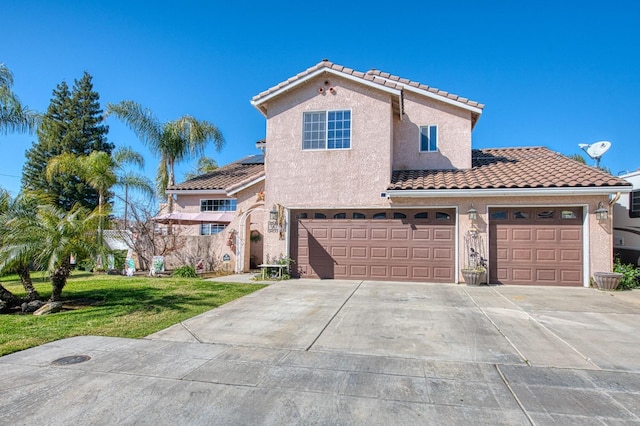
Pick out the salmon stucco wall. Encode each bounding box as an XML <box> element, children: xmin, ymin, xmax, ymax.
<box><xmin>392</xmin><ymin>92</ymin><xmax>473</xmax><ymax>171</ymax></box>
<box><xmin>263</xmin><ymin>73</ymin><xmax>394</xmax><ymax>209</ymax></box>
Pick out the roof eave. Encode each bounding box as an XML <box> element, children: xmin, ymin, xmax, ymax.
<box><xmin>226</xmin><ymin>175</ymin><xmax>266</xmax><ymax>195</ymax></box>
<box><xmin>251</xmin><ymin>67</ymin><xmax>403</xmax><ymax>115</ymax></box>
<box><xmin>165</xmin><ymin>189</ymin><xmax>227</xmax><ymax>195</ymax></box>
<box><xmin>387</xmin><ymin>186</ymin><xmax>633</xmax><ymax>198</ymax></box>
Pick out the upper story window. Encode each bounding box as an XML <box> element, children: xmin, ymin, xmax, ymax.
<box><xmin>303</xmin><ymin>110</ymin><xmax>351</xmax><ymax>150</ymax></box>
<box><xmin>631</xmin><ymin>190</ymin><xmax>640</xmax><ymax>218</ymax></box>
<box><xmin>419</xmin><ymin>125</ymin><xmax>438</xmax><ymax>152</ymax></box>
<box><xmin>200</xmin><ymin>199</ymin><xmax>237</xmax><ymax>212</ymax></box>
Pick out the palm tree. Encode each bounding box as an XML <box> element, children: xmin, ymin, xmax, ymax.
<box><xmin>0</xmin><ymin>189</ymin><xmax>42</xmax><ymax>302</ymax></box>
<box><xmin>107</xmin><ymin>100</ymin><xmax>224</xmax><ymax>212</ymax></box>
<box><xmin>46</xmin><ymin>148</ymin><xmax>154</xmax><ymax>254</ymax></box>
<box><xmin>0</xmin><ymin>63</ymin><xmax>39</xmax><ymax>135</ymax></box>
<box><xmin>185</xmin><ymin>156</ymin><xmax>219</xmax><ymax>181</ymax></box>
<box><xmin>0</xmin><ymin>203</ymin><xmax>98</xmax><ymax>301</ymax></box>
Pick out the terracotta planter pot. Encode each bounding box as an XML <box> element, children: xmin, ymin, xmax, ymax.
<box><xmin>462</xmin><ymin>270</ymin><xmax>485</xmax><ymax>286</ymax></box>
<box><xmin>593</xmin><ymin>272</ymin><xmax>623</xmax><ymax>291</ymax></box>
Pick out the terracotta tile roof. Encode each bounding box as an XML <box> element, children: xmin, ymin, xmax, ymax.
<box><xmin>251</xmin><ymin>59</ymin><xmax>484</xmax><ymax>111</ymax></box>
<box><xmin>167</xmin><ymin>155</ymin><xmax>264</xmax><ymax>192</ymax></box>
<box><xmin>388</xmin><ymin>147</ymin><xmax>631</xmax><ymax>191</ymax></box>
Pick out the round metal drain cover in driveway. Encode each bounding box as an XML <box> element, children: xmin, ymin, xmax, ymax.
<box><xmin>51</xmin><ymin>355</ymin><xmax>91</xmax><ymax>365</ymax></box>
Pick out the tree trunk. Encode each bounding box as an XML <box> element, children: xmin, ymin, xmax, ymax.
<box><xmin>0</xmin><ymin>283</ymin><xmax>21</xmax><ymax>308</ymax></box>
<box><xmin>50</xmin><ymin>263</ymin><xmax>71</xmax><ymax>302</ymax></box>
<box><xmin>16</xmin><ymin>263</ymin><xmax>40</xmax><ymax>301</ymax></box>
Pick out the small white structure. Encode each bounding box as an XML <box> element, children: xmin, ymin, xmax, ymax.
<box><xmin>613</xmin><ymin>170</ymin><xmax>640</xmax><ymax>265</ymax></box>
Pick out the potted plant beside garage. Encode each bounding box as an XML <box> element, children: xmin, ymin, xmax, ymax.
<box><xmin>461</xmin><ymin>229</ymin><xmax>487</xmax><ymax>286</ymax></box>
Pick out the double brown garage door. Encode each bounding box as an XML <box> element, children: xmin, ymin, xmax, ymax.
<box><xmin>489</xmin><ymin>207</ymin><xmax>583</xmax><ymax>286</ymax></box>
<box><xmin>290</xmin><ymin>209</ymin><xmax>455</xmax><ymax>282</ymax></box>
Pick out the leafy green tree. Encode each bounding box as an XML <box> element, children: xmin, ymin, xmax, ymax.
<box><xmin>107</xmin><ymin>100</ymin><xmax>224</xmax><ymax>212</ymax></box>
<box><xmin>22</xmin><ymin>72</ymin><xmax>112</xmax><ymax>211</ymax></box>
<box><xmin>46</xmin><ymin>147</ymin><xmax>154</xmax><ymax>265</ymax></box>
<box><xmin>0</xmin><ymin>63</ymin><xmax>39</xmax><ymax>135</ymax></box>
<box><xmin>185</xmin><ymin>156</ymin><xmax>218</xmax><ymax>180</ymax></box>
<box><xmin>0</xmin><ymin>189</ymin><xmax>42</xmax><ymax>302</ymax></box>
<box><xmin>0</xmin><ymin>203</ymin><xmax>98</xmax><ymax>301</ymax></box>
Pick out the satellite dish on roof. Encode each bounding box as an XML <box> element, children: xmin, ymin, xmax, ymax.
<box><xmin>578</xmin><ymin>140</ymin><xmax>611</xmax><ymax>168</ymax></box>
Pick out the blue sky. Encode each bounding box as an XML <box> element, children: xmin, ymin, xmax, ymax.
<box><xmin>2</xmin><ymin>1</ymin><xmax>639</xmax><ymax>203</ymax></box>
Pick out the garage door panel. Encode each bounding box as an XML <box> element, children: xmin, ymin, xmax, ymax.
<box><xmin>536</xmin><ymin>269</ymin><xmax>557</xmax><ymax>282</ymax></box>
<box><xmin>512</xmin><ymin>229</ymin><xmax>532</xmax><ymax>241</ymax></box>
<box><xmin>512</xmin><ymin>268</ymin><xmax>533</xmax><ymax>282</ymax></box>
<box><xmin>496</xmin><ymin>228</ymin><xmax>508</xmax><ymax>241</ymax></box>
<box><xmin>434</xmin><ymin>229</ymin><xmax>452</xmax><ymax>240</ymax></box>
<box><xmin>391</xmin><ymin>229</ymin><xmax>408</xmax><ymax>240</ymax></box>
<box><xmin>512</xmin><ymin>249</ymin><xmax>532</xmax><ymax>261</ymax></box>
<box><xmin>411</xmin><ymin>247</ymin><xmax>430</xmax><ymax>259</ymax></box>
<box><xmin>370</xmin><ymin>265</ymin><xmax>389</xmax><ymax>277</ymax></box>
<box><xmin>371</xmin><ymin>229</ymin><xmax>388</xmax><ymax>239</ymax></box>
<box><xmin>433</xmin><ymin>248</ymin><xmax>453</xmax><ymax>260</ymax></box>
<box><xmin>561</xmin><ymin>270</ymin><xmax>582</xmax><ymax>284</ymax></box>
<box><xmin>391</xmin><ymin>266</ymin><xmax>409</xmax><ymax>279</ymax></box>
<box><xmin>294</xmin><ymin>209</ymin><xmax>455</xmax><ymax>282</ymax></box>
<box><xmin>490</xmin><ymin>207</ymin><xmax>583</xmax><ymax>286</ymax></box>
<box><xmin>391</xmin><ymin>247</ymin><xmax>409</xmax><ymax>259</ymax></box>
<box><xmin>312</xmin><ymin>228</ymin><xmax>328</xmax><ymax>239</ymax></box>
<box><xmin>411</xmin><ymin>267</ymin><xmax>431</xmax><ymax>279</ymax></box>
<box><xmin>331</xmin><ymin>228</ymin><xmax>348</xmax><ymax>239</ymax></box>
<box><xmin>560</xmin><ymin>229</ymin><xmax>581</xmax><ymax>241</ymax></box>
<box><xmin>560</xmin><ymin>249</ymin><xmax>581</xmax><ymax>261</ymax></box>
<box><xmin>331</xmin><ymin>246</ymin><xmax>348</xmax><ymax>258</ymax></box>
<box><xmin>350</xmin><ymin>229</ymin><xmax>367</xmax><ymax>239</ymax></box>
<box><xmin>536</xmin><ymin>249</ymin><xmax>557</xmax><ymax>261</ymax></box>
<box><xmin>371</xmin><ymin>247</ymin><xmax>388</xmax><ymax>258</ymax></box>
<box><xmin>433</xmin><ymin>267</ymin><xmax>453</xmax><ymax>280</ymax></box>
<box><xmin>349</xmin><ymin>265</ymin><xmax>367</xmax><ymax>277</ymax></box>
<box><xmin>350</xmin><ymin>247</ymin><xmax>367</xmax><ymax>258</ymax></box>
<box><xmin>535</xmin><ymin>229</ymin><xmax>556</xmax><ymax>241</ymax></box>
<box><xmin>412</xmin><ymin>229</ymin><xmax>431</xmax><ymax>240</ymax></box>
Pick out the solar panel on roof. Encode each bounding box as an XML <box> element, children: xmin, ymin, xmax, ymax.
<box><xmin>240</xmin><ymin>155</ymin><xmax>264</xmax><ymax>165</ymax></box>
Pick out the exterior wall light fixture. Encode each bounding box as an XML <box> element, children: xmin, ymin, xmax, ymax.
<box><xmin>595</xmin><ymin>201</ymin><xmax>609</xmax><ymax>221</ymax></box>
<box><xmin>467</xmin><ymin>204</ymin><xmax>478</xmax><ymax>222</ymax></box>
<box><xmin>269</xmin><ymin>205</ymin><xmax>278</xmax><ymax>221</ymax></box>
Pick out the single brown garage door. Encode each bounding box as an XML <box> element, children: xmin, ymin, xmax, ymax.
<box><xmin>489</xmin><ymin>207</ymin><xmax>583</xmax><ymax>286</ymax></box>
<box><xmin>290</xmin><ymin>209</ymin><xmax>455</xmax><ymax>282</ymax></box>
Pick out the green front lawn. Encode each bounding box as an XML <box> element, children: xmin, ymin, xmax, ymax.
<box><xmin>0</xmin><ymin>273</ymin><xmax>266</xmax><ymax>356</ymax></box>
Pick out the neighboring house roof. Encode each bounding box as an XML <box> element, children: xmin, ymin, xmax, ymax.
<box><xmin>251</xmin><ymin>59</ymin><xmax>484</xmax><ymax>127</ymax></box>
<box><xmin>103</xmin><ymin>230</ymin><xmax>133</xmax><ymax>251</ymax></box>
<box><xmin>166</xmin><ymin>155</ymin><xmax>265</xmax><ymax>194</ymax></box>
<box><xmin>388</xmin><ymin>147</ymin><xmax>632</xmax><ymax>195</ymax></box>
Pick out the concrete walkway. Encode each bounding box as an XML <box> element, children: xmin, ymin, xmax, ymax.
<box><xmin>1</xmin><ymin>278</ymin><xmax>639</xmax><ymax>425</ymax></box>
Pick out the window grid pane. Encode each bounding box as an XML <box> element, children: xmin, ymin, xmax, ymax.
<box><xmin>328</xmin><ymin>110</ymin><xmax>351</xmax><ymax>149</ymax></box>
<box><xmin>303</xmin><ymin>112</ymin><xmax>326</xmax><ymax>150</ymax></box>
<box><xmin>201</xmin><ymin>199</ymin><xmax>237</xmax><ymax>212</ymax></box>
<box><xmin>200</xmin><ymin>223</ymin><xmax>226</xmax><ymax>235</ymax></box>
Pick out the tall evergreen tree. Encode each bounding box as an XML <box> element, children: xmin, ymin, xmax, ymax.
<box><xmin>22</xmin><ymin>72</ymin><xmax>112</xmax><ymax>211</ymax></box>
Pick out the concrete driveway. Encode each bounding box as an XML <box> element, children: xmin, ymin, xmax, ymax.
<box><xmin>1</xmin><ymin>279</ymin><xmax>639</xmax><ymax>425</ymax></box>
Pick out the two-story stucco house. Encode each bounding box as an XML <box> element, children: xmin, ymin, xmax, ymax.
<box><xmin>167</xmin><ymin>60</ymin><xmax>631</xmax><ymax>286</ymax></box>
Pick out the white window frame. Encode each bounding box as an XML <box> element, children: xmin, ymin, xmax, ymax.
<box><xmin>630</xmin><ymin>190</ymin><xmax>640</xmax><ymax>218</ymax></box>
<box><xmin>200</xmin><ymin>198</ymin><xmax>237</xmax><ymax>212</ymax></box>
<box><xmin>200</xmin><ymin>223</ymin><xmax>226</xmax><ymax>235</ymax></box>
<box><xmin>302</xmin><ymin>109</ymin><xmax>352</xmax><ymax>151</ymax></box>
<box><xmin>419</xmin><ymin>125</ymin><xmax>438</xmax><ymax>153</ymax></box>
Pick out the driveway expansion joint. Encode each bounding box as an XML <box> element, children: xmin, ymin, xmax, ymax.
<box><xmin>305</xmin><ymin>280</ymin><xmax>365</xmax><ymax>351</ymax></box>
